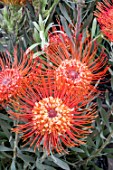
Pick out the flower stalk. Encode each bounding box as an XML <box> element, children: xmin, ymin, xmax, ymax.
<box><xmin>76</xmin><ymin>0</ymin><xmax>85</xmax><ymax>38</ymax></box>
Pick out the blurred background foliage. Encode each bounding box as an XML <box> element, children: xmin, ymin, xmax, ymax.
<box><xmin>0</xmin><ymin>0</ymin><xmax>113</xmax><ymax>170</ymax></box>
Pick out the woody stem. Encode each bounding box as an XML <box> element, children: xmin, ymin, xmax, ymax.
<box><xmin>85</xmin><ymin>129</ymin><xmax>113</xmax><ymax>165</ymax></box>
<box><xmin>12</xmin><ymin>120</ymin><xmax>19</xmax><ymax>166</ymax></box>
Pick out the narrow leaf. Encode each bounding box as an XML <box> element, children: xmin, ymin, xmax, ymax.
<box><xmin>0</xmin><ymin>146</ymin><xmax>12</xmax><ymax>151</ymax></box>
<box><xmin>70</xmin><ymin>147</ymin><xmax>84</xmax><ymax>153</ymax></box>
<box><xmin>91</xmin><ymin>18</ymin><xmax>97</xmax><ymax>38</ymax></box>
<box><xmin>51</xmin><ymin>155</ymin><xmax>70</xmax><ymax>170</ymax></box>
<box><xmin>59</xmin><ymin>3</ymin><xmax>73</xmax><ymax>25</ymax></box>
<box><xmin>10</xmin><ymin>160</ymin><xmax>16</xmax><ymax>170</ymax></box>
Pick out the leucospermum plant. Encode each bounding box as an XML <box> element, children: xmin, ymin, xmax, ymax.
<box><xmin>0</xmin><ymin>0</ymin><xmax>113</xmax><ymax>169</ymax></box>
<box><xmin>8</xmin><ymin>32</ymin><xmax>108</xmax><ymax>155</ymax></box>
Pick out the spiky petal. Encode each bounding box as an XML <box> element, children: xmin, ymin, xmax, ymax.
<box><xmin>95</xmin><ymin>0</ymin><xmax>113</xmax><ymax>41</ymax></box>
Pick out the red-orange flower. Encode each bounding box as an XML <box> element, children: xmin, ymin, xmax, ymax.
<box><xmin>37</xmin><ymin>37</ymin><xmax>108</xmax><ymax>99</ymax></box>
<box><xmin>0</xmin><ymin>49</ymin><xmax>34</xmax><ymax>104</ymax></box>
<box><xmin>95</xmin><ymin>0</ymin><xmax>113</xmax><ymax>41</ymax></box>
<box><xmin>10</xmin><ymin>75</ymin><xmax>97</xmax><ymax>154</ymax></box>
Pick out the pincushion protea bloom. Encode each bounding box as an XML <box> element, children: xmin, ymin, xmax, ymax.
<box><xmin>38</xmin><ymin>37</ymin><xmax>108</xmax><ymax>98</ymax></box>
<box><xmin>0</xmin><ymin>49</ymin><xmax>34</xmax><ymax>104</ymax></box>
<box><xmin>10</xmin><ymin>75</ymin><xmax>97</xmax><ymax>154</ymax></box>
<box><xmin>95</xmin><ymin>0</ymin><xmax>113</xmax><ymax>41</ymax></box>
<box><xmin>0</xmin><ymin>0</ymin><xmax>31</xmax><ymax>5</ymax></box>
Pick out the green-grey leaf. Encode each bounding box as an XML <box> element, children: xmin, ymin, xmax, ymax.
<box><xmin>59</xmin><ymin>3</ymin><xmax>73</xmax><ymax>25</ymax></box>
<box><xmin>17</xmin><ymin>153</ymin><xmax>35</xmax><ymax>163</ymax></box>
<box><xmin>111</xmin><ymin>76</ymin><xmax>113</xmax><ymax>91</ymax></box>
<box><xmin>51</xmin><ymin>155</ymin><xmax>70</xmax><ymax>170</ymax></box>
<box><xmin>0</xmin><ymin>145</ymin><xmax>12</xmax><ymax>151</ymax></box>
<box><xmin>105</xmin><ymin>90</ymin><xmax>111</xmax><ymax>108</ymax></box>
<box><xmin>91</xmin><ymin>18</ymin><xmax>97</xmax><ymax>38</ymax></box>
<box><xmin>103</xmin><ymin>148</ymin><xmax>113</xmax><ymax>154</ymax></box>
<box><xmin>10</xmin><ymin>160</ymin><xmax>16</xmax><ymax>170</ymax></box>
<box><xmin>28</xmin><ymin>43</ymin><xmax>40</xmax><ymax>52</ymax></box>
<box><xmin>100</xmin><ymin>108</ymin><xmax>111</xmax><ymax>130</ymax></box>
<box><xmin>70</xmin><ymin>147</ymin><xmax>84</xmax><ymax>153</ymax></box>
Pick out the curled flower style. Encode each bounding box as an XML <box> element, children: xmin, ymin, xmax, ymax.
<box><xmin>38</xmin><ymin>37</ymin><xmax>108</xmax><ymax>98</ymax></box>
<box><xmin>0</xmin><ymin>49</ymin><xmax>34</xmax><ymax>104</ymax></box>
<box><xmin>0</xmin><ymin>0</ymin><xmax>31</xmax><ymax>5</ymax></box>
<box><xmin>45</xmin><ymin>24</ymin><xmax>83</xmax><ymax>54</ymax></box>
<box><xmin>95</xmin><ymin>0</ymin><xmax>113</xmax><ymax>41</ymax></box>
<box><xmin>47</xmin><ymin>25</ymin><xmax>70</xmax><ymax>50</ymax></box>
<box><xmin>10</xmin><ymin>75</ymin><xmax>97</xmax><ymax>154</ymax></box>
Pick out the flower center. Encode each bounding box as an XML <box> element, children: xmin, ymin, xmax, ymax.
<box><xmin>32</xmin><ymin>97</ymin><xmax>74</xmax><ymax>134</ymax></box>
<box><xmin>2</xmin><ymin>77</ymin><xmax>11</xmax><ymax>86</ymax></box>
<box><xmin>48</xmin><ymin>109</ymin><xmax>57</xmax><ymax>118</ymax></box>
<box><xmin>0</xmin><ymin>68</ymin><xmax>22</xmax><ymax>101</ymax></box>
<box><xmin>56</xmin><ymin>59</ymin><xmax>92</xmax><ymax>85</ymax></box>
<box><xmin>67</xmin><ymin>70</ymin><xmax>79</xmax><ymax>81</ymax></box>
<box><xmin>0</xmin><ymin>69</ymin><xmax>21</xmax><ymax>87</ymax></box>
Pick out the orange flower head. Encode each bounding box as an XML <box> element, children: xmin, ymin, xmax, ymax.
<box><xmin>95</xmin><ymin>0</ymin><xmax>113</xmax><ymax>41</ymax></box>
<box><xmin>0</xmin><ymin>0</ymin><xmax>31</xmax><ymax>5</ymax></box>
<box><xmin>10</xmin><ymin>75</ymin><xmax>97</xmax><ymax>154</ymax></box>
<box><xmin>38</xmin><ymin>37</ymin><xmax>108</xmax><ymax>98</ymax></box>
<box><xmin>0</xmin><ymin>49</ymin><xmax>34</xmax><ymax>104</ymax></box>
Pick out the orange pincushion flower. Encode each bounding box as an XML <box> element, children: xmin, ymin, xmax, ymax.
<box><xmin>0</xmin><ymin>49</ymin><xmax>34</xmax><ymax>104</ymax></box>
<box><xmin>0</xmin><ymin>0</ymin><xmax>31</xmax><ymax>5</ymax></box>
<box><xmin>95</xmin><ymin>0</ymin><xmax>113</xmax><ymax>41</ymax></box>
<box><xmin>38</xmin><ymin>37</ymin><xmax>108</xmax><ymax>98</ymax></box>
<box><xmin>10</xmin><ymin>75</ymin><xmax>97</xmax><ymax>154</ymax></box>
